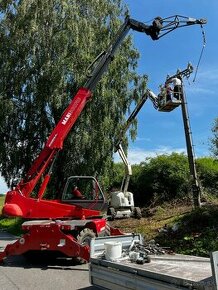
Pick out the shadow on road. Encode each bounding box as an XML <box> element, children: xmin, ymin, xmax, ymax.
<box><xmin>2</xmin><ymin>254</ymin><xmax>90</xmax><ymax>271</ymax></box>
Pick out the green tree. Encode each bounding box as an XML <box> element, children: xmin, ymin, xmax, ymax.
<box><xmin>110</xmin><ymin>162</ymin><xmax>125</xmax><ymax>190</ymax></box>
<box><xmin>130</xmin><ymin>153</ymin><xmax>190</xmax><ymax>205</ymax></box>
<box><xmin>0</xmin><ymin>0</ymin><xmax>141</xmax><ymax>195</ymax></box>
<box><xmin>210</xmin><ymin>118</ymin><xmax>218</xmax><ymax>157</ymax></box>
<box><xmin>111</xmin><ymin>155</ymin><xmax>218</xmax><ymax>206</ymax></box>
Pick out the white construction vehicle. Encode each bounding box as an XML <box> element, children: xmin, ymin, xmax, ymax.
<box><xmin>108</xmin><ymin>142</ymin><xmax>141</xmax><ymax>220</ymax></box>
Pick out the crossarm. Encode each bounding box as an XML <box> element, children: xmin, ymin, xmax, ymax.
<box><xmin>157</xmin><ymin>15</ymin><xmax>207</xmax><ymax>39</ymax></box>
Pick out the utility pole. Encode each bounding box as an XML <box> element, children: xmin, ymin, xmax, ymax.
<box><xmin>180</xmin><ymin>80</ymin><xmax>202</xmax><ymax>208</ymax></box>
<box><xmin>166</xmin><ymin>64</ymin><xmax>202</xmax><ymax>208</ymax></box>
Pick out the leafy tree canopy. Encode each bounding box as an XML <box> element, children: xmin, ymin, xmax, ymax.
<box><xmin>133</xmin><ymin>153</ymin><xmax>190</xmax><ymax>204</ymax></box>
<box><xmin>0</xmin><ymin>0</ymin><xmax>145</xmax><ymax>194</ymax></box>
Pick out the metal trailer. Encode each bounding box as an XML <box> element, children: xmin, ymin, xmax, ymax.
<box><xmin>89</xmin><ymin>235</ymin><xmax>217</xmax><ymax>290</ymax></box>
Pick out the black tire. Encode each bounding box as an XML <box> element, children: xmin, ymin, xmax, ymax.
<box><xmin>130</xmin><ymin>206</ymin><xmax>135</xmax><ymax>212</ymax></box>
<box><xmin>107</xmin><ymin>207</ymin><xmax>116</xmax><ymax>221</ymax></box>
<box><xmin>134</xmin><ymin>207</ymin><xmax>142</xmax><ymax>219</ymax></box>
<box><xmin>76</xmin><ymin>228</ymin><xmax>96</xmax><ymax>264</ymax></box>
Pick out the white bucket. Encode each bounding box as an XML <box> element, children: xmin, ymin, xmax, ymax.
<box><xmin>104</xmin><ymin>241</ymin><xmax>122</xmax><ymax>261</ymax></box>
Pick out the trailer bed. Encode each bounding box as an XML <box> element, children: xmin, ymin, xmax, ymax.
<box><xmin>89</xmin><ymin>235</ymin><xmax>217</xmax><ymax>290</ymax></box>
<box><xmin>90</xmin><ymin>255</ymin><xmax>215</xmax><ymax>289</ymax></box>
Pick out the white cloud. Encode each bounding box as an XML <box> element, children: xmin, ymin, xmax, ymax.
<box><xmin>135</xmin><ymin>137</ymin><xmax>151</xmax><ymax>142</ymax></box>
<box><xmin>114</xmin><ymin>146</ymin><xmax>186</xmax><ymax>164</ymax></box>
<box><xmin>196</xmin><ymin>69</ymin><xmax>218</xmax><ymax>84</ymax></box>
<box><xmin>186</xmin><ymin>86</ymin><xmax>215</xmax><ymax>95</ymax></box>
<box><xmin>185</xmin><ymin>67</ymin><xmax>218</xmax><ymax>96</ymax></box>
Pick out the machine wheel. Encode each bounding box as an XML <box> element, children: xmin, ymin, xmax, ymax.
<box><xmin>76</xmin><ymin>228</ymin><xmax>96</xmax><ymax>264</ymax></box>
<box><xmin>107</xmin><ymin>207</ymin><xmax>116</xmax><ymax>221</ymax></box>
<box><xmin>134</xmin><ymin>207</ymin><xmax>142</xmax><ymax>219</ymax></box>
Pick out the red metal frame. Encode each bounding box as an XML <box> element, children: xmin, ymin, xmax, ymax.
<box><xmin>0</xmin><ymin>221</ymin><xmax>91</xmax><ymax>262</ymax></box>
<box><xmin>2</xmin><ymin>192</ymin><xmax>101</xmax><ymax>219</ymax></box>
<box><xmin>0</xmin><ymin>219</ymin><xmax>124</xmax><ymax>263</ymax></box>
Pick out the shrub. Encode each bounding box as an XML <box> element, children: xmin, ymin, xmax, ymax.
<box><xmin>197</xmin><ymin>157</ymin><xmax>218</xmax><ymax>195</ymax></box>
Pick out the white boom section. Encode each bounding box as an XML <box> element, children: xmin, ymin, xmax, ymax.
<box><xmin>117</xmin><ymin>143</ymin><xmax>132</xmax><ymax>195</ymax></box>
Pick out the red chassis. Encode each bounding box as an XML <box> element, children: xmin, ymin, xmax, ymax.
<box><xmin>0</xmin><ymin>219</ymin><xmax>123</xmax><ymax>262</ymax></box>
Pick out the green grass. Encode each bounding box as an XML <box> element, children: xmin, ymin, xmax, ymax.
<box><xmin>0</xmin><ymin>195</ymin><xmax>5</xmax><ymax>211</ymax></box>
<box><xmin>154</xmin><ymin>204</ymin><xmax>218</xmax><ymax>257</ymax></box>
<box><xmin>0</xmin><ymin>217</ymin><xmax>23</xmax><ymax>236</ymax></box>
<box><xmin>0</xmin><ymin>195</ymin><xmax>23</xmax><ymax>236</ymax></box>
<box><xmin>112</xmin><ymin>198</ymin><xmax>218</xmax><ymax>257</ymax></box>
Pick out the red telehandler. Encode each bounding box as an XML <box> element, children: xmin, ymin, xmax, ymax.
<box><xmin>0</xmin><ymin>15</ymin><xmax>206</xmax><ymax>263</ymax></box>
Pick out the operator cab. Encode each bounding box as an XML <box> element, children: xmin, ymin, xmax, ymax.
<box><xmin>61</xmin><ymin>176</ymin><xmax>106</xmax><ymax>211</ymax></box>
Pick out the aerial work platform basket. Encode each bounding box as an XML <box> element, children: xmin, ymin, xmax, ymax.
<box><xmin>158</xmin><ymin>99</ymin><xmax>182</xmax><ymax>112</ymax></box>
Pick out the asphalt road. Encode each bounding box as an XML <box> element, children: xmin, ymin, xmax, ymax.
<box><xmin>0</xmin><ymin>231</ymin><xmax>99</xmax><ymax>290</ymax></box>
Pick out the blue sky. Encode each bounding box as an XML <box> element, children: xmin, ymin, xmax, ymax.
<box><xmin>0</xmin><ymin>1</ymin><xmax>217</xmax><ymax>193</ymax></box>
<box><xmin>114</xmin><ymin>0</ymin><xmax>218</xmax><ymax>164</ymax></box>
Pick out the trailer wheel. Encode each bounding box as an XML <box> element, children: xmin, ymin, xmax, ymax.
<box><xmin>134</xmin><ymin>207</ymin><xmax>142</xmax><ymax>219</ymax></box>
<box><xmin>76</xmin><ymin>228</ymin><xmax>96</xmax><ymax>264</ymax></box>
<box><xmin>107</xmin><ymin>207</ymin><xmax>116</xmax><ymax>220</ymax></box>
